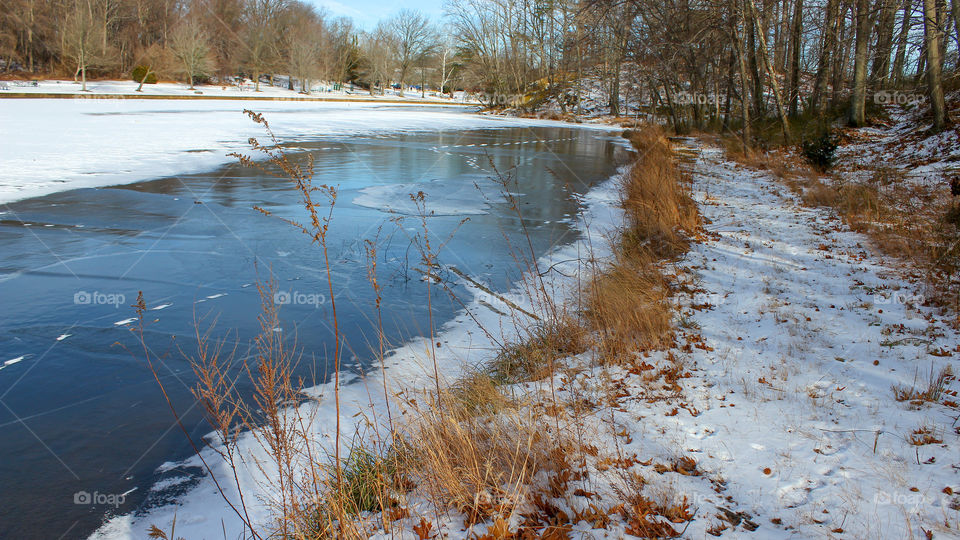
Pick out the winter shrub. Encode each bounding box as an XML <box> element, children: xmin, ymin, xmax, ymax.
<box><xmin>131</xmin><ymin>65</ymin><xmax>157</xmax><ymax>85</ymax></box>
<box><xmin>801</xmin><ymin>131</ymin><xmax>840</xmax><ymax>171</ymax></box>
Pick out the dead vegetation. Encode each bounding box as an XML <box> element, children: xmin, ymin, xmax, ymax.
<box><xmin>892</xmin><ymin>365</ymin><xmax>956</xmax><ymax>405</ymax></box>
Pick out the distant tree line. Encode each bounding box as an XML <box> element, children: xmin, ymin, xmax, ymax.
<box><xmin>0</xmin><ymin>0</ymin><xmax>453</xmax><ymax>95</ymax></box>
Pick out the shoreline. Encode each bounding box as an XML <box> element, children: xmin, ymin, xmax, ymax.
<box><xmin>89</xmin><ymin>145</ymin><xmax>630</xmax><ymax>540</ymax></box>
<box><xmin>0</xmin><ymin>91</ymin><xmax>475</xmax><ymax>105</ymax></box>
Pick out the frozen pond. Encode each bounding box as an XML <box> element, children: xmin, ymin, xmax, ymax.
<box><xmin>0</xmin><ymin>106</ymin><xmax>629</xmax><ymax>538</ymax></box>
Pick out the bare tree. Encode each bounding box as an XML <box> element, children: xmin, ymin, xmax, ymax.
<box><xmin>386</xmin><ymin>9</ymin><xmax>435</xmax><ymax>96</ymax></box>
<box><xmin>169</xmin><ymin>18</ymin><xmax>213</xmax><ymax>88</ymax></box>
<box><xmin>329</xmin><ymin>17</ymin><xmax>359</xmax><ymax>87</ymax></box>
<box><xmin>360</xmin><ymin>24</ymin><xmax>397</xmax><ymax>95</ymax></box>
<box><xmin>242</xmin><ymin>0</ymin><xmax>284</xmax><ymax>91</ymax></box>
<box><xmin>849</xmin><ymin>0</ymin><xmax>871</xmax><ymax>126</ymax></box>
<box><xmin>282</xmin><ymin>2</ymin><xmax>323</xmax><ymax>94</ymax></box>
<box><xmin>61</xmin><ymin>0</ymin><xmax>107</xmax><ymax>91</ymax></box>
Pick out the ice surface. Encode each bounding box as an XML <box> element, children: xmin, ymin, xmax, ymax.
<box><xmin>352</xmin><ymin>178</ymin><xmax>507</xmax><ymax>216</ymax></box>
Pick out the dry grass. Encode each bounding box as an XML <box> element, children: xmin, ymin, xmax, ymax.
<box><xmin>586</xmin><ymin>249</ymin><xmax>673</xmax><ymax>363</ymax></box>
<box><xmin>402</xmin><ymin>390</ymin><xmax>561</xmax><ymax>529</ymax></box>
<box><xmin>490</xmin><ymin>315</ymin><xmax>588</xmax><ymax>383</ymax></box>
<box><xmin>892</xmin><ymin>365</ymin><xmax>955</xmax><ymax>405</ymax></box>
<box><xmin>620</xmin><ymin>126</ymin><xmax>699</xmax><ymax>259</ymax></box>
<box><xmin>584</xmin><ymin>126</ymin><xmax>699</xmax><ymax>364</ymax></box>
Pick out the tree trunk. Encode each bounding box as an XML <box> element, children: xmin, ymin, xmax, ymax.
<box><xmin>831</xmin><ymin>2</ymin><xmax>851</xmax><ymax>107</ymax></box>
<box><xmin>893</xmin><ymin>0</ymin><xmax>913</xmax><ymax>84</ymax></box>
<box><xmin>951</xmin><ymin>0</ymin><xmax>960</xmax><ymax>51</ymax></box>
<box><xmin>812</xmin><ymin>0</ymin><xmax>838</xmax><ymax>114</ymax></box>
<box><xmin>609</xmin><ymin>62</ymin><xmax>621</xmax><ymax>116</ymax></box>
<box><xmin>872</xmin><ymin>0</ymin><xmax>898</xmax><ymax>87</ymax></box>
<box><xmin>849</xmin><ymin>0</ymin><xmax>871</xmax><ymax>126</ymax></box>
<box><xmin>747</xmin><ymin>15</ymin><xmax>765</xmax><ymax>117</ymax></box>
<box><xmin>732</xmin><ymin>0</ymin><xmax>753</xmax><ymax>150</ymax></box>
<box><xmin>748</xmin><ymin>0</ymin><xmax>792</xmax><ymax>141</ymax></box>
<box><xmin>136</xmin><ymin>66</ymin><xmax>153</xmax><ymax>92</ymax></box>
<box><xmin>788</xmin><ymin>0</ymin><xmax>803</xmax><ymax>116</ymax></box>
<box><xmin>923</xmin><ymin>0</ymin><xmax>948</xmax><ymax>129</ymax></box>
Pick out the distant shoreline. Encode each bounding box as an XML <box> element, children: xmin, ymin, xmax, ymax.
<box><xmin>0</xmin><ymin>91</ymin><xmax>475</xmax><ymax>106</ymax></box>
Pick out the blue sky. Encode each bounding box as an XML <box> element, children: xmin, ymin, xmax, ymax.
<box><xmin>312</xmin><ymin>0</ymin><xmax>446</xmax><ymax>29</ymax></box>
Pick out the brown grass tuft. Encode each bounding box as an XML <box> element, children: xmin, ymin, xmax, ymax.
<box><xmin>586</xmin><ymin>249</ymin><xmax>673</xmax><ymax>363</ymax></box>
<box><xmin>490</xmin><ymin>315</ymin><xmax>588</xmax><ymax>383</ymax></box>
<box><xmin>620</xmin><ymin>126</ymin><xmax>699</xmax><ymax>259</ymax></box>
<box><xmin>584</xmin><ymin>126</ymin><xmax>699</xmax><ymax>364</ymax></box>
<box><xmin>403</xmin><ymin>395</ymin><xmax>560</xmax><ymax>528</ymax></box>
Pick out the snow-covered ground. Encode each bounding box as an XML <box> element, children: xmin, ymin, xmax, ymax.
<box><xmin>643</xmin><ymin>142</ymin><xmax>958</xmax><ymax>537</ymax></box>
<box><xmin>0</xmin><ymin>98</ymin><xmax>612</xmax><ymax>206</ymax></box>
<box><xmin>299</xmin><ymin>139</ymin><xmax>958</xmax><ymax>540</ymax></box>
<box><xmin>512</xmin><ymin>141</ymin><xmax>959</xmax><ymax>539</ymax></box>
<box><xmin>835</xmin><ymin>97</ymin><xmax>960</xmax><ymax>184</ymax></box>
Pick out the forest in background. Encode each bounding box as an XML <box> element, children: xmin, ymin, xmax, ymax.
<box><xmin>1</xmin><ymin>0</ymin><xmax>958</xmax><ymax>137</ymax></box>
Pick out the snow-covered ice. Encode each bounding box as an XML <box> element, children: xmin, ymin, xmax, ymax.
<box><xmin>0</xmin><ymin>98</ymin><xmax>608</xmax><ymax>206</ymax></box>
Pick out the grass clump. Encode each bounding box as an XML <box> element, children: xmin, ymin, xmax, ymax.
<box><xmin>404</xmin><ymin>397</ymin><xmax>559</xmax><ymax>528</ymax></box>
<box><xmin>490</xmin><ymin>315</ymin><xmax>587</xmax><ymax>383</ymax></box>
<box><xmin>892</xmin><ymin>365</ymin><xmax>955</xmax><ymax>405</ymax></box>
<box><xmin>581</xmin><ymin>126</ymin><xmax>698</xmax><ymax>364</ymax></box>
<box><xmin>587</xmin><ymin>249</ymin><xmax>673</xmax><ymax>362</ymax></box>
<box><xmin>620</xmin><ymin>127</ymin><xmax>699</xmax><ymax>259</ymax></box>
